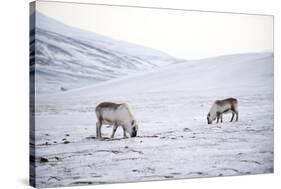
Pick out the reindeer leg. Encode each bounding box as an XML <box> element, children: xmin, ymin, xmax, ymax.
<box><xmin>216</xmin><ymin>114</ymin><xmax>220</xmax><ymax>124</ymax></box>
<box><xmin>230</xmin><ymin>112</ymin><xmax>235</xmax><ymax>122</ymax></box>
<box><xmin>235</xmin><ymin>111</ymin><xmax>239</xmax><ymax>121</ymax></box>
<box><xmin>122</xmin><ymin>127</ymin><xmax>128</xmax><ymax>138</ymax></box>
<box><xmin>220</xmin><ymin>114</ymin><xmax>223</xmax><ymax>123</ymax></box>
<box><xmin>111</xmin><ymin>124</ymin><xmax>118</xmax><ymax>139</ymax></box>
<box><xmin>96</xmin><ymin>121</ymin><xmax>102</xmax><ymax>140</ymax></box>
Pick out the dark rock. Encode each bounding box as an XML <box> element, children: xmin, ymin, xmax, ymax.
<box><xmin>86</xmin><ymin>136</ymin><xmax>96</xmax><ymax>140</ymax></box>
<box><xmin>183</xmin><ymin>128</ymin><xmax>192</xmax><ymax>132</ymax></box>
<box><xmin>73</xmin><ymin>181</ymin><xmax>93</xmax><ymax>185</ymax></box>
<box><xmin>164</xmin><ymin>175</ymin><xmax>174</xmax><ymax>178</ymax></box>
<box><xmin>60</xmin><ymin>87</ymin><xmax>67</xmax><ymax>92</ymax></box>
<box><xmin>48</xmin><ymin>176</ymin><xmax>61</xmax><ymax>181</ymax></box>
<box><xmin>40</xmin><ymin>157</ymin><xmax>49</xmax><ymax>163</ymax></box>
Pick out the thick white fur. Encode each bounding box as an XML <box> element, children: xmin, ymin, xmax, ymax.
<box><xmin>209</xmin><ymin>103</ymin><xmax>232</xmax><ymax>121</ymax></box>
<box><xmin>96</xmin><ymin>103</ymin><xmax>138</xmax><ymax>139</ymax></box>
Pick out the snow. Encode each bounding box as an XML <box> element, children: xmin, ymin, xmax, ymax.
<box><xmin>33</xmin><ymin>51</ymin><xmax>273</xmax><ymax>188</ymax></box>
<box><xmin>32</xmin><ymin>12</ymin><xmax>181</xmax><ymax>94</ymax></box>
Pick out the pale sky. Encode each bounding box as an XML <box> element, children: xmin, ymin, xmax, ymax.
<box><xmin>35</xmin><ymin>0</ymin><xmax>273</xmax><ymax>59</ymax></box>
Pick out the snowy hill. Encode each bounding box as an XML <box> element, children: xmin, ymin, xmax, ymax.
<box><xmin>34</xmin><ymin>52</ymin><xmax>273</xmax><ymax>188</ymax></box>
<box><xmin>31</xmin><ymin>12</ymin><xmax>180</xmax><ymax>94</ymax></box>
<box><xmin>44</xmin><ymin>52</ymin><xmax>273</xmax><ymax>100</ymax></box>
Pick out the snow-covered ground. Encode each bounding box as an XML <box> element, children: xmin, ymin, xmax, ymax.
<box><xmin>33</xmin><ymin>52</ymin><xmax>273</xmax><ymax>188</ymax></box>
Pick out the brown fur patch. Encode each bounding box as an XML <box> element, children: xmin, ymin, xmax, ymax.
<box><xmin>215</xmin><ymin>98</ymin><xmax>237</xmax><ymax>106</ymax></box>
<box><xmin>222</xmin><ymin>108</ymin><xmax>231</xmax><ymax>113</ymax></box>
<box><xmin>96</xmin><ymin>102</ymin><xmax>122</xmax><ymax>111</ymax></box>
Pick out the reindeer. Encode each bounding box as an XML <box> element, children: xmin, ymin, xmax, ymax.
<box><xmin>207</xmin><ymin>98</ymin><xmax>238</xmax><ymax>124</ymax></box>
<box><xmin>95</xmin><ymin>102</ymin><xmax>138</xmax><ymax>140</ymax></box>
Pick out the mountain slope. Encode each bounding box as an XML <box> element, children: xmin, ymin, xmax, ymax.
<box><xmin>47</xmin><ymin>52</ymin><xmax>273</xmax><ymax>100</ymax></box>
<box><xmin>31</xmin><ymin>12</ymin><xmax>180</xmax><ymax>94</ymax></box>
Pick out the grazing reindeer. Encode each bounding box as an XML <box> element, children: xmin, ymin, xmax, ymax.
<box><xmin>207</xmin><ymin>98</ymin><xmax>238</xmax><ymax>124</ymax></box>
<box><xmin>95</xmin><ymin>102</ymin><xmax>138</xmax><ymax>140</ymax></box>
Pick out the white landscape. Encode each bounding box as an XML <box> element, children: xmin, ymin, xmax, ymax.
<box><xmin>31</xmin><ymin>12</ymin><xmax>273</xmax><ymax>188</ymax></box>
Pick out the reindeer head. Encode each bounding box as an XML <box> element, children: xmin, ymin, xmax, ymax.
<box><xmin>207</xmin><ymin>111</ymin><xmax>217</xmax><ymax>124</ymax></box>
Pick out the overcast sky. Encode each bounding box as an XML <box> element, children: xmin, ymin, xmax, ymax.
<box><xmin>36</xmin><ymin>0</ymin><xmax>273</xmax><ymax>59</ymax></box>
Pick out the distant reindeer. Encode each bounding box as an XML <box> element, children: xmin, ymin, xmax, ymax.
<box><xmin>95</xmin><ymin>102</ymin><xmax>138</xmax><ymax>140</ymax></box>
<box><xmin>207</xmin><ymin>98</ymin><xmax>238</xmax><ymax>124</ymax></box>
